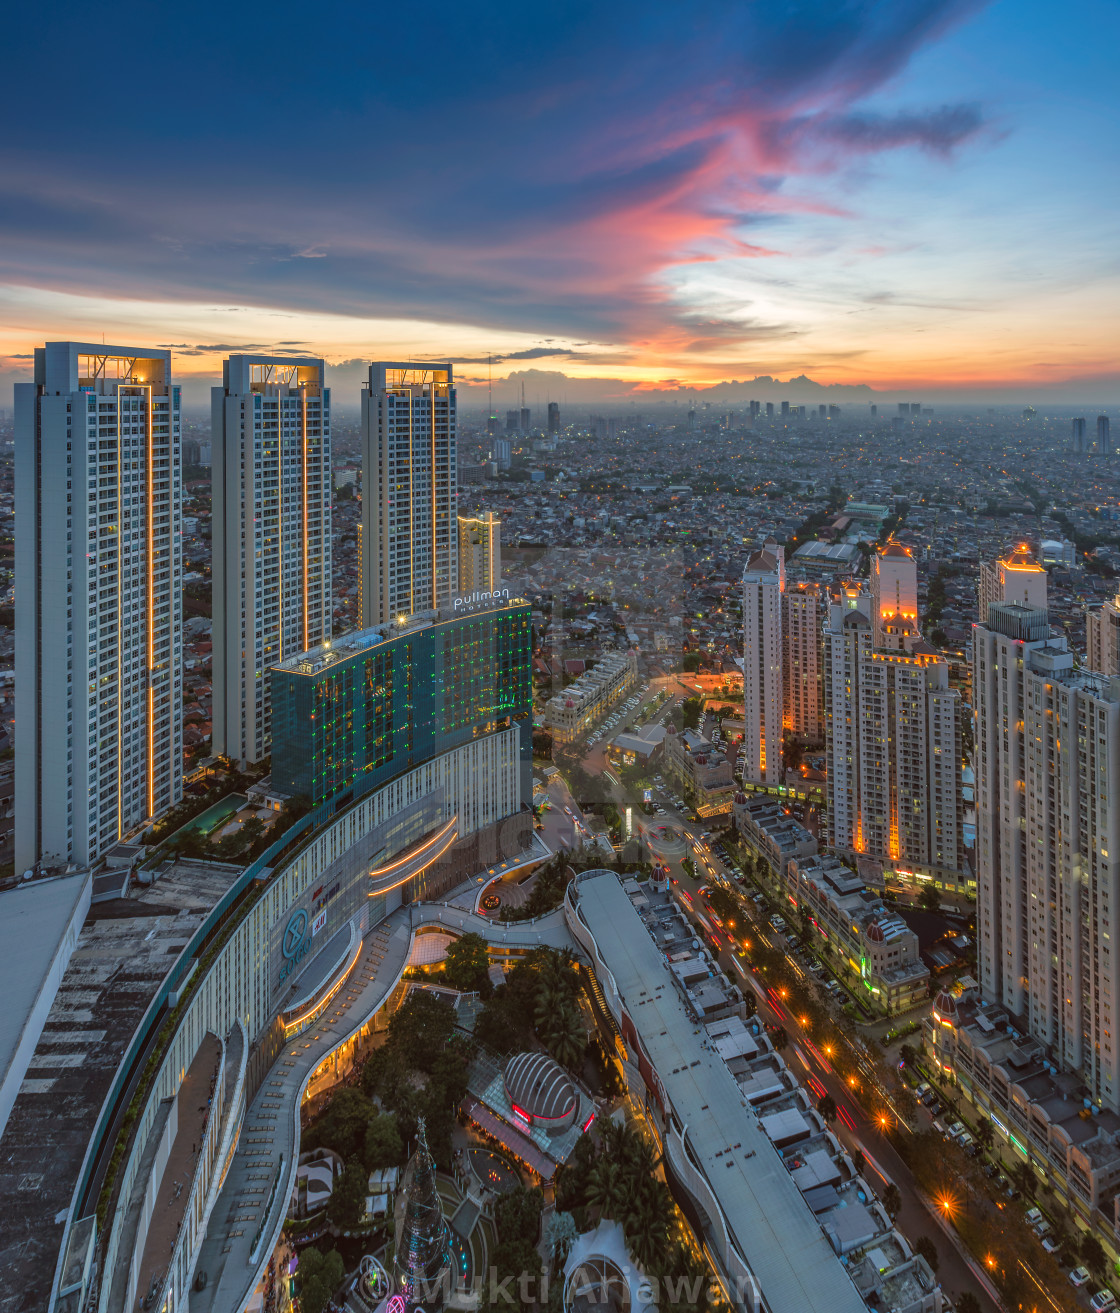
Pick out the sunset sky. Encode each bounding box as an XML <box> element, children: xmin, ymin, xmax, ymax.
<box><xmin>2</xmin><ymin>0</ymin><xmax>1117</xmax><ymax>406</ymax></box>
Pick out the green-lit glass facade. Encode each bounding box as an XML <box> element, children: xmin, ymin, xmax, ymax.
<box><xmin>270</xmin><ymin>602</ymin><xmax>532</xmax><ymax>805</ymax></box>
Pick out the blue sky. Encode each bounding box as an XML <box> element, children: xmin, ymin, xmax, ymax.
<box><xmin>1</xmin><ymin>0</ymin><xmax>1117</xmax><ymax>402</ymax></box>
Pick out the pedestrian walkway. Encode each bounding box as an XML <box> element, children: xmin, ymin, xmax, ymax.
<box><xmin>190</xmin><ymin>900</ymin><xmax>575</xmax><ymax>1313</ymax></box>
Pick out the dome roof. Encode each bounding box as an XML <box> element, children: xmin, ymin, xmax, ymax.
<box><xmin>933</xmin><ymin>990</ymin><xmax>959</xmax><ymax>1021</ymax></box>
<box><xmin>866</xmin><ymin>921</ymin><xmax>886</xmax><ymax>943</ymax></box>
<box><xmin>504</xmin><ymin>1052</ymin><xmax>578</xmax><ymax>1125</ymax></box>
<box><xmin>734</xmin><ymin>792</ymin><xmax>747</xmax><ymax>805</ymax></box>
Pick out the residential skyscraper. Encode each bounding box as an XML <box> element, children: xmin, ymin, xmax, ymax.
<box><xmin>457</xmin><ymin>511</ymin><xmax>501</xmax><ymax>594</ymax></box>
<box><xmin>783</xmin><ymin>580</ymin><xmax>823</xmax><ymax>741</ymax></box>
<box><xmin>977</xmin><ymin>543</ymin><xmax>1047</xmax><ymax>623</ymax></box>
<box><xmin>1088</xmin><ymin>589</ymin><xmax>1120</xmax><ymax>678</ymax></box>
<box><xmin>824</xmin><ymin>582</ymin><xmax>966</xmax><ymax>883</ymax></box>
<box><xmin>361</xmin><ymin>363</ymin><xmax>457</xmax><ymax>627</ymax></box>
<box><xmin>15</xmin><ymin>343</ymin><xmax>183</xmax><ymax>871</ymax></box>
<box><xmin>547</xmin><ymin>401</ymin><xmax>559</xmax><ymax>433</ymax></box>
<box><xmin>211</xmin><ymin>356</ymin><xmax>331</xmax><ymax>765</ymax></box>
<box><xmin>870</xmin><ymin>541</ymin><xmax>917</xmax><ymax>647</ymax></box>
<box><xmin>1072</xmin><ymin>416</ymin><xmax>1087</xmax><ymax>453</ymax></box>
<box><xmin>742</xmin><ymin>541</ymin><xmax>784</xmax><ymax>785</ymax></box>
<box><xmin>974</xmin><ymin>587</ymin><xmax>1120</xmax><ymax>1107</ymax></box>
<box><xmin>1099</xmin><ymin>414</ymin><xmax>1112</xmax><ymax>455</ymax></box>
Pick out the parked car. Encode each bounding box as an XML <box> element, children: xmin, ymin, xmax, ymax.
<box><xmin>1089</xmin><ymin>1290</ymin><xmax>1117</xmax><ymax>1313</ymax></box>
<box><xmin>948</xmin><ymin>1121</ymin><xmax>966</xmax><ymax>1140</ymax></box>
<box><xmin>1070</xmin><ymin>1267</ymin><xmax>1091</xmax><ymax>1288</ymax></box>
<box><xmin>1041</xmin><ymin>1236</ymin><xmax>1060</xmax><ymax>1255</ymax></box>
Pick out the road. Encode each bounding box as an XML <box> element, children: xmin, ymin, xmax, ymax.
<box><xmin>589</xmin><ymin>749</ymin><xmax>1006</xmax><ymax>1313</ymax></box>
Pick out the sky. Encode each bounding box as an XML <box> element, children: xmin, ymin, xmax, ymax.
<box><xmin>1</xmin><ymin>0</ymin><xmax>1118</xmax><ymax>408</ymax></box>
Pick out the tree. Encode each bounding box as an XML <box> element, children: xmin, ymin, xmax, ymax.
<box><xmin>817</xmin><ymin>1093</ymin><xmax>838</xmax><ymax>1124</ymax></box>
<box><xmin>1080</xmin><ymin>1231</ymin><xmax>1107</xmax><ymax>1276</ymax></box>
<box><xmin>385</xmin><ymin>989</ymin><xmax>457</xmax><ymax>1072</ymax></box>
<box><xmin>443</xmin><ymin>932</ymin><xmax>493</xmax><ymax>995</ymax></box>
<box><xmin>306</xmin><ymin>1086</ymin><xmax>374</xmax><ymax>1162</ymax></box>
<box><xmin>769</xmin><ymin>1025</ymin><xmax>789</xmax><ymax>1052</ymax></box>
<box><xmin>623</xmin><ymin>1175</ymin><xmax>672</xmax><ymax>1271</ymax></box>
<box><xmin>899</xmin><ymin>1043</ymin><xmax>918</xmax><ymax>1069</ymax></box>
<box><xmin>587</xmin><ymin>1157</ymin><xmax>625</xmax><ymax>1221</ymax></box>
<box><xmin>364</xmin><ymin>1112</ymin><xmax>404</xmax><ymax>1170</ymax></box>
<box><xmin>298</xmin><ymin>1248</ymin><xmax>346</xmax><ymax>1313</ymax></box>
<box><xmin>918</xmin><ymin>885</ymin><xmax>941</xmax><ymax>913</ymax></box>
<box><xmin>974</xmin><ymin>1116</ymin><xmax>994</xmax><ymax>1152</ymax></box>
<box><xmin>543</xmin><ymin>1003</ymin><xmax>586</xmax><ymax>1070</ymax></box>
<box><xmin>913</xmin><ymin>1235</ymin><xmax>939</xmax><ymax>1274</ymax></box>
<box><xmin>1011</xmin><ymin>1159</ymin><xmax>1035</xmax><ymax>1199</ymax></box>
<box><xmin>852</xmin><ymin>1148</ymin><xmax>866</xmax><ymax>1177</ymax></box>
<box><xmin>956</xmin><ymin>1294</ymin><xmax>982</xmax><ymax>1313</ymax></box>
<box><xmin>327</xmin><ymin>1157</ymin><xmax>368</xmax><ymax>1227</ymax></box>
<box><xmin>882</xmin><ymin>1183</ymin><xmax>902</xmax><ymax>1220</ymax></box>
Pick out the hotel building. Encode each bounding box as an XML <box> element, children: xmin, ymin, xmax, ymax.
<box><xmin>457</xmin><ymin>510</ymin><xmax>501</xmax><ymax>594</ymax></box>
<box><xmin>361</xmin><ymin>363</ymin><xmax>457</xmax><ymax>627</ymax></box>
<box><xmin>15</xmin><ymin>343</ymin><xmax>182</xmax><ymax>871</ymax></box>
<box><xmin>271</xmin><ymin>597</ymin><xmax>533</xmax><ymax>809</ymax></box>
<box><xmin>741</xmin><ymin>541</ymin><xmax>784</xmax><ymax>785</ymax></box>
<box><xmin>211</xmin><ymin>356</ymin><xmax>331</xmax><ymax>765</ymax></box>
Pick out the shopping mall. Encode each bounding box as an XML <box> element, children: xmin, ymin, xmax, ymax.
<box><xmin>0</xmin><ymin>598</ymin><xmax>541</xmax><ymax>1313</ymax></box>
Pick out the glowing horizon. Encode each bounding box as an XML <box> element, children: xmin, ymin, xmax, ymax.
<box><xmin>2</xmin><ymin>1</ymin><xmax>1118</xmax><ymax>403</ymax></box>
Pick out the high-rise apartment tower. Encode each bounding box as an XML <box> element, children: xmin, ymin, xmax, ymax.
<box><xmin>1088</xmin><ymin>589</ymin><xmax>1120</xmax><ymax>678</ymax></box>
<box><xmin>742</xmin><ymin>541</ymin><xmax>784</xmax><ymax>785</ymax></box>
<box><xmin>974</xmin><ymin>578</ymin><xmax>1120</xmax><ymax>1107</ymax></box>
<box><xmin>457</xmin><ymin>512</ymin><xmax>501</xmax><ymax>594</ymax></box>
<box><xmin>212</xmin><ymin>356</ymin><xmax>331</xmax><ymax>765</ymax></box>
<box><xmin>870</xmin><ymin>541</ymin><xmax>918</xmax><ymax>647</ymax></box>
<box><xmin>783</xmin><ymin>580</ymin><xmax>823</xmax><ymax>741</ymax></box>
<box><xmin>977</xmin><ymin>543</ymin><xmax>1047</xmax><ymax>624</ymax></box>
<box><xmin>361</xmin><ymin>364</ymin><xmax>457</xmax><ymax>627</ymax></box>
<box><xmin>15</xmin><ymin>344</ymin><xmax>183</xmax><ymax>871</ymax></box>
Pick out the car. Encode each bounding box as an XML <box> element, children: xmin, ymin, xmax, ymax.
<box><xmin>914</xmin><ymin>1083</ymin><xmax>932</xmax><ymax>1100</ymax></box>
<box><xmin>928</xmin><ymin>1099</ymin><xmax>944</xmax><ymax>1117</ymax></box>
<box><xmin>957</xmin><ymin>1131</ymin><xmax>975</xmax><ymax>1150</ymax></box>
<box><xmin>1041</xmin><ymin>1236</ymin><xmax>1060</xmax><ymax>1255</ymax></box>
<box><xmin>1070</xmin><ymin>1267</ymin><xmax>1092</xmax><ymax>1288</ymax></box>
<box><xmin>948</xmin><ymin>1121</ymin><xmax>966</xmax><ymax>1140</ymax></box>
<box><xmin>984</xmin><ymin>1163</ymin><xmax>1000</xmax><ymax>1179</ymax></box>
<box><xmin>1090</xmin><ymin>1290</ymin><xmax>1117</xmax><ymax>1313</ymax></box>
<box><xmin>932</xmin><ymin>1120</ymin><xmax>947</xmax><ymax>1137</ymax></box>
<box><xmin>1025</xmin><ymin>1207</ymin><xmax>1044</xmax><ymax>1227</ymax></box>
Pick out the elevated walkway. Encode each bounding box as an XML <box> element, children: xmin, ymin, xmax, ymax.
<box><xmin>188</xmin><ymin>900</ymin><xmax>574</xmax><ymax>1312</ymax></box>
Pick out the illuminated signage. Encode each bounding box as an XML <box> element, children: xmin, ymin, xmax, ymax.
<box><xmin>312</xmin><ymin>909</ymin><xmax>327</xmax><ymax>936</ymax></box>
<box><xmin>452</xmin><ymin>587</ymin><xmax>511</xmax><ymax>613</ymax></box>
<box><xmin>278</xmin><ymin>908</ymin><xmax>312</xmax><ymax>984</ymax></box>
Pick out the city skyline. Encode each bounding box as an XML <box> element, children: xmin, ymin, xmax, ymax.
<box><xmin>1</xmin><ymin>2</ymin><xmax>1118</xmax><ymax>406</ymax></box>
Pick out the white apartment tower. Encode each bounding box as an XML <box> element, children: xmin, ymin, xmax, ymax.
<box><xmin>823</xmin><ymin>586</ymin><xmax>873</xmax><ymax>854</ymax></box>
<box><xmin>15</xmin><ymin>344</ymin><xmax>183</xmax><ymax>871</ymax></box>
<box><xmin>783</xmin><ymin>579</ymin><xmax>823</xmax><ymax>741</ymax></box>
<box><xmin>824</xmin><ymin>577</ymin><xmax>966</xmax><ymax>879</ymax></box>
<box><xmin>977</xmin><ymin>543</ymin><xmax>1047</xmax><ymax>624</ymax></box>
<box><xmin>1088</xmin><ymin>589</ymin><xmax>1120</xmax><ymax>678</ymax></box>
<box><xmin>361</xmin><ymin>363</ymin><xmax>457</xmax><ymax>627</ymax></box>
<box><xmin>458</xmin><ymin>511</ymin><xmax>501</xmax><ymax>594</ymax></box>
<box><xmin>742</xmin><ymin>541</ymin><xmax>784</xmax><ymax>785</ymax></box>
<box><xmin>870</xmin><ymin>541</ymin><xmax>918</xmax><ymax>647</ymax></box>
<box><xmin>974</xmin><ymin>590</ymin><xmax>1120</xmax><ymax>1107</ymax></box>
<box><xmin>211</xmin><ymin>356</ymin><xmax>331</xmax><ymax>766</ymax></box>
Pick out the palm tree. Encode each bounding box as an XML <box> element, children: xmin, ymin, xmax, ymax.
<box><xmin>975</xmin><ymin>1116</ymin><xmax>994</xmax><ymax>1152</ymax></box>
<box><xmin>623</xmin><ymin>1178</ymin><xmax>671</xmax><ymax>1270</ymax></box>
<box><xmin>882</xmin><ymin>1183</ymin><xmax>902</xmax><ymax>1220</ymax></box>
<box><xmin>545</xmin><ymin>1003</ymin><xmax>586</xmax><ymax>1071</ymax></box>
<box><xmin>587</xmin><ymin>1157</ymin><xmax>625</xmax><ymax>1220</ymax></box>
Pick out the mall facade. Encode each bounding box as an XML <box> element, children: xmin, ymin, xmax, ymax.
<box><xmin>44</xmin><ymin>604</ymin><xmax>534</xmax><ymax>1313</ymax></box>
